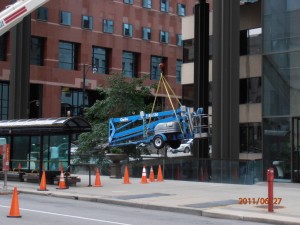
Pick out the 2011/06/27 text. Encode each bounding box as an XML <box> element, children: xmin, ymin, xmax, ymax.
<box><xmin>238</xmin><ymin>197</ymin><xmax>282</xmax><ymax>205</ymax></box>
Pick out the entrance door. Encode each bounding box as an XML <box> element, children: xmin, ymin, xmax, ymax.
<box><xmin>292</xmin><ymin>117</ymin><xmax>300</xmax><ymax>182</ymax></box>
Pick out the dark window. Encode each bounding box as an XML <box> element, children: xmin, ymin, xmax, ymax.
<box><xmin>122</xmin><ymin>51</ymin><xmax>138</xmax><ymax>78</ymax></box>
<box><xmin>123</xmin><ymin>23</ymin><xmax>133</xmax><ymax>37</ymax></box>
<box><xmin>93</xmin><ymin>47</ymin><xmax>109</xmax><ymax>74</ymax></box>
<box><xmin>0</xmin><ymin>33</ymin><xmax>8</xmax><ymax>61</ymax></box>
<box><xmin>60</xmin><ymin>11</ymin><xmax>71</xmax><ymax>26</ymax></box>
<box><xmin>177</xmin><ymin>34</ymin><xmax>182</xmax><ymax>46</ymax></box>
<box><xmin>182</xmin><ymin>84</ymin><xmax>194</xmax><ymax>107</ymax></box>
<box><xmin>30</xmin><ymin>36</ymin><xmax>44</xmax><ymax>66</ymax></box>
<box><xmin>142</xmin><ymin>27</ymin><xmax>151</xmax><ymax>40</ymax></box>
<box><xmin>37</xmin><ymin>7</ymin><xmax>48</xmax><ymax>21</ymax></box>
<box><xmin>0</xmin><ymin>82</ymin><xmax>9</xmax><ymax>120</ymax></box>
<box><xmin>240</xmin><ymin>123</ymin><xmax>262</xmax><ymax>153</ymax></box>
<box><xmin>177</xmin><ymin>4</ymin><xmax>186</xmax><ymax>16</ymax></box>
<box><xmin>240</xmin><ymin>77</ymin><xmax>262</xmax><ymax>104</ymax></box>
<box><xmin>124</xmin><ymin>0</ymin><xmax>133</xmax><ymax>4</ymax></box>
<box><xmin>160</xmin><ymin>31</ymin><xmax>169</xmax><ymax>43</ymax></box>
<box><xmin>183</xmin><ymin>39</ymin><xmax>194</xmax><ymax>63</ymax></box>
<box><xmin>240</xmin><ymin>28</ymin><xmax>262</xmax><ymax>55</ymax></box>
<box><xmin>150</xmin><ymin>56</ymin><xmax>164</xmax><ymax>80</ymax></box>
<box><xmin>61</xmin><ymin>88</ymin><xmax>85</xmax><ymax>117</ymax></box>
<box><xmin>103</xmin><ymin>19</ymin><xmax>114</xmax><ymax>33</ymax></box>
<box><xmin>176</xmin><ymin>60</ymin><xmax>182</xmax><ymax>83</ymax></box>
<box><xmin>143</xmin><ymin>0</ymin><xmax>152</xmax><ymax>8</ymax></box>
<box><xmin>82</xmin><ymin>16</ymin><xmax>93</xmax><ymax>30</ymax></box>
<box><xmin>59</xmin><ymin>41</ymin><xmax>78</xmax><ymax>70</ymax></box>
<box><xmin>240</xmin><ymin>79</ymin><xmax>248</xmax><ymax>104</ymax></box>
<box><xmin>160</xmin><ymin>0</ymin><xmax>169</xmax><ymax>12</ymax></box>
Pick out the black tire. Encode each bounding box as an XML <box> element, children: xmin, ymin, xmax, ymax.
<box><xmin>184</xmin><ymin>147</ymin><xmax>190</xmax><ymax>153</ymax></box>
<box><xmin>153</xmin><ymin>135</ymin><xmax>165</xmax><ymax>149</ymax></box>
<box><xmin>169</xmin><ymin>140</ymin><xmax>181</xmax><ymax>149</ymax></box>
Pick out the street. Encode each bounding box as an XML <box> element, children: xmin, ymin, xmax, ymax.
<box><xmin>0</xmin><ymin>193</ymin><xmax>270</xmax><ymax>225</ymax></box>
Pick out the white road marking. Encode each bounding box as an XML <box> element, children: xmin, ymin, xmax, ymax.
<box><xmin>0</xmin><ymin>205</ymin><xmax>132</xmax><ymax>225</ymax></box>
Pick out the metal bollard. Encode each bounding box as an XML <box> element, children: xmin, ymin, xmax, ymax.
<box><xmin>267</xmin><ymin>168</ymin><xmax>274</xmax><ymax>212</ymax></box>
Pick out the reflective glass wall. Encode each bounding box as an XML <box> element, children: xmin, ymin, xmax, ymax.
<box><xmin>263</xmin><ymin>0</ymin><xmax>300</xmax><ymax>181</ymax></box>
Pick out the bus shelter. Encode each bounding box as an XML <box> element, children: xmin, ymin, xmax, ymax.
<box><xmin>0</xmin><ymin>117</ymin><xmax>91</xmax><ymax>182</ymax></box>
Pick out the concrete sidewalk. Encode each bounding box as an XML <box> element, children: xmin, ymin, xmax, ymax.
<box><xmin>1</xmin><ymin>174</ymin><xmax>300</xmax><ymax>225</ymax></box>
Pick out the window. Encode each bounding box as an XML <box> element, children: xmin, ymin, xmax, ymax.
<box><xmin>0</xmin><ymin>82</ymin><xmax>9</xmax><ymax>120</ymax></box>
<box><xmin>82</xmin><ymin>16</ymin><xmax>93</xmax><ymax>30</ymax></box>
<box><xmin>37</xmin><ymin>7</ymin><xmax>48</xmax><ymax>21</ymax></box>
<box><xmin>160</xmin><ymin>0</ymin><xmax>169</xmax><ymax>12</ymax></box>
<box><xmin>176</xmin><ymin>60</ymin><xmax>182</xmax><ymax>83</ymax></box>
<box><xmin>240</xmin><ymin>77</ymin><xmax>262</xmax><ymax>104</ymax></box>
<box><xmin>122</xmin><ymin>51</ymin><xmax>137</xmax><ymax>78</ymax></box>
<box><xmin>30</xmin><ymin>36</ymin><xmax>44</xmax><ymax>66</ymax></box>
<box><xmin>60</xmin><ymin>11</ymin><xmax>71</xmax><ymax>26</ymax></box>
<box><xmin>177</xmin><ymin>4</ymin><xmax>186</xmax><ymax>16</ymax></box>
<box><xmin>160</xmin><ymin>31</ymin><xmax>169</xmax><ymax>44</ymax></box>
<box><xmin>143</xmin><ymin>0</ymin><xmax>152</xmax><ymax>8</ymax></box>
<box><xmin>240</xmin><ymin>28</ymin><xmax>262</xmax><ymax>55</ymax></box>
<box><xmin>142</xmin><ymin>27</ymin><xmax>151</xmax><ymax>40</ymax></box>
<box><xmin>177</xmin><ymin>34</ymin><xmax>182</xmax><ymax>46</ymax></box>
<box><xmin>123</xmin><ymin>23</ymin><xmax>133</xmax><ymax>37</ymax></box>
<box><xmin>183</xmin><ymin>39</ymin><xmax>194</xmax><ymax>63</ymax></box>
<box><xmin>59</xmin><ymin>41</ymin><xmax>78</xmax><ymax>70</ymax></box>
<box><xmin>92</xmin><ymin>47</ymin><xmax>109</xmax><ymax>74</ymax></box>
<box><xmin>124</xmin><ymin>0</ymin><xmax>133</xmax><ymax>4</ymax></box>
<box><xmin>103</xmin><ymin>19</ymin><xmax>114</xmax><ymax>33</ymax></box>
<box><xmin>150</xmin><ymin>56</ymin><xmax>164</xmax><ymax>80</ymax></box>
<box><xmin>240</xmin><ymin>123</ymin><xmax>262</xmax><ymax>153</ymax></box>
<box><xmin>0</xmin><ymin>33</ymin><xmax>8</xmax><ymax>61</ymax></box>
<box><xmin>61</xmin><ymin>88</ymin><xmax>85</xmax><ymax>117</ymax></box>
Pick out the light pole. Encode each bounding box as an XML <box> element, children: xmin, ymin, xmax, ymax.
<box><xmin>82</xmin><ymin>64</ymin><xmax>97</xmax><ymax>116</ymax></box>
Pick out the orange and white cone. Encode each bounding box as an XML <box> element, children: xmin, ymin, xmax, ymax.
<box><xmin>94</xmin><ymin>168</ymin><xmax>102</xmax><ymax>187</ymax></box>
<box><xmin>140</xmin><ymin>166</ymin><xmax>148</xmax><ymax>184</ymax></box>
<box><xmin>57</xmin><ymin>171</ymin><xmax>68</xmax><ymax>189</ymax></box>
<box><xmin>149</xmin><ymin>166</ymin><xmax>155</xmax><ymax>182</ymax></box>
<box><xmin>7</xmin><ymin>187</ymin><xmax>21</xmax><ymax>218</ymax></box>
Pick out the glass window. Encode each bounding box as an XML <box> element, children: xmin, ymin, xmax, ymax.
<box><xmin>37</xmin><ymin>7</ymin><xmax>48</xmax><ymax>21</ymax></box>
<box><xmin>182</xmin><ymin>84</ymin><xmax>194</xmax><ymax>107</ymax></box>
<box><xmin>160</xmin><ymin>31</ymin><xmax>169</xmax><ymax>44</ymax></box>
<box><xmin>82</xmin><ymin>16</ymin><xmax>93</xmax><ymax>30</ymax></box>
<box><xmin>49</xmin><ymin>135</ymin><xmax>69</xmax><ymax>171</ymax></box>
<box><xmin>177</xmin><ymin>4</ymin><xmax>186</xmax><ymax>16</ymax></box>
<box><xmin>240</xmin><ymin>77</ymin><xmax>262</xmax><ymax>104</ymax></box>
<box><xmin>240</xmin><ymin>28</ymin><xmax>262</xmax><ymax>55</ymax></box>
<box><xmin>60</xmin><ymin>11</ymin><xmax>71</xmax><ymax>26</ymax></box>
<box><xmin>150</xmin><ymin>56</ymin><xmax>164</xmax><ymax>80</ymax></box>
<box><xmin>0</xmin><ymin>33</ymin><xmax>8</xmax><ymax>61</ymax></box>
<box><xmin>122</xmin><ymin>51</ymin><xmax>137</xmax><ymax>78</ymax></box>
<box><xmin>176</xmin><ymin>60</ymin><xmax>182</xmax><ymax>83</ymax></box>
<box><xmin>61</xmin><ymin>88</ymin><xmax>86</xmax><ymax>116</ymax></box>
<box><xmin>240</xmin><ymin>123</ymin><xmax>262</xmax><ymax>153</ymax></box>
<box><xmin>59</xmin><ymin>41</ymin><xmax>78</xmax><ymax>70</ymax></box>
<box><xmin>177</xmin><ymin>34</ymin><xmax>182</xmax><ymax>46</ymax></box>
<box><xmin>124</xmin><ymin>0</ymin><xmax>133</xmax><ymax>4</ymax></box>
<box><xmin>30</xmin><ymin>36</ymin><xmax>44</xmax><ymax>66</ymax></box>
<box><xmin>103</xmin><ymin>19</ymin><xmax>114</xmax><ymax>33</ymax></box>
<box><xmin>240</xmin><ymin>79</ymin><xmax>248</xmax><ymax>104</ymax></box>
<box><xmin>160</xmin><ymin>0</ymin><xmax>169</xmax><ymax>12</ymax></box>
<box><xmin>93</xmin><ymin>46</ymin><xmax>109</xmax><ymax>74</ymax></box>
<box><xmin>0</xmin><ymin>82</ymin><xmax>9</xmax><ymax>120</ymax></box>
<box><xmin>143</xmin><ymin>0</ymin><xmax>152</xmax><ymax>8</ymax></box>
<box><xmin>123</xmin><ymin>23</ymin><xmax>133</xmax><ymax>37</ymax></box>
<box><xmin>183</xmin><ymin>39</ymin><xmax>194</xmax><ymax>63</ymax></box>
<box><xmin>12</xmin><ymin>136</ymin><xmax>30</xmax><ymax>170</ymax></box>
<box><xmin>142</xmin><ymin>27</ymin><xmax>151</xmax><ymax>40</ymax></box>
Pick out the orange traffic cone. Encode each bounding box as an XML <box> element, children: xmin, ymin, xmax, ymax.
<box><xmin>94</xmin><ymin>168</ymin><xmax>102</xmax><ymax>187</ymax></box>
<box><xmin>7</xmin><ymin>187</ymin><xmax>21</xmax><ymax>218</ymax></box>
<box><xmin>37</xmin><ymin>170</ymin><xmax>48</xmax><ymax>191</ymax></box>
<box><xmin>157</xmin><ymin>164</ymin><xmax>164</xmax><ymax>182</ymax></box>
<box><xmin>123</xmin><ymin>165</ymin><xmax>131</xmax><ymax>184</ymax></box>
<box><xmin>57</xmin><ymin>171</ymin><xmax>68</xmax><ymax>189</ymax></box>
<box><xmin>149</xmin><ymin>166</ymin><xmax>155</xmax><ymax>182</ymax></box>
<box><xmin>140</xmin><ymin>166</ymin><xmax>148</xmax><ymax>184</ymax></box>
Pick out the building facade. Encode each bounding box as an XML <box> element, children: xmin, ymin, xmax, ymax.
<box><xmin>0</xmin><ymin>0</ymin><xmax>197</xmax><ymax>120</ymax></box>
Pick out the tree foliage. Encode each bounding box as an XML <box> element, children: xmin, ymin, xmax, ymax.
<box><xmin>77</xmin><ymin>73</ymin><xmax>157</xmax><ymax>157</ymax></box>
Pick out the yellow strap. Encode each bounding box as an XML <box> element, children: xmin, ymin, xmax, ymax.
<box><xmin>161</xmin><ymin>76</ymin><xmax>182</xmax><ymax>106</ymax></box>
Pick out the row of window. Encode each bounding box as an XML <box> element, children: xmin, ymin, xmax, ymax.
<box><xmin>31</xmin><ymin>37</ymin><xmax>182</xmax><ymax>80</ymax></box>
<box><xmin>37</xmin><ymin>7</ymin><xmax>182</xmax><ymax>46</ymax></box>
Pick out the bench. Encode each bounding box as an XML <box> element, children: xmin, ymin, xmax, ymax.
<box><xmin>0</xmin><ymin>171</ymin><xmax>25</xmax><ymax>182</ymax></box>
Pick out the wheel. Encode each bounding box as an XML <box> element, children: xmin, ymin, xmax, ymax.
<box><xmin>168</xmin><ymin>140</ymin><xmax>181</xmax><ymax>149</ymax></box>
<box><xmin>153</xmin><ymin>135</ymin><xmax>165</xmax><ymax>149</ymax></box>
<box><xmin>184</xmin><ymin>147</ymin><xmax>190</xmax><ymax>153</ymax></box>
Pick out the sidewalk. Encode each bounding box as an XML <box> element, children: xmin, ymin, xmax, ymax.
<box><xmin>1</xmin><ymin>174</ymin><xmax>300</xmax><ymax>225</ymax></box>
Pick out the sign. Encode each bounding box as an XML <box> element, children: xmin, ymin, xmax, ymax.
<box><xmin>2</xmin><ymin>144</ymin><xmax>10</xmax><ymax>171</ymax></box>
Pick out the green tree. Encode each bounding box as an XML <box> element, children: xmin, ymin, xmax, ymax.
<box><xmin>77</xmin><ymin>73</ymin><xmax>157</xmax><ymax>159</ymax></box>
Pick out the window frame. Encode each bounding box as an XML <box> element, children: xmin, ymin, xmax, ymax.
<box><xmin>58</xmin><ymin>41</ymin><xmax>78</xmax><ymax>70</ymax></box>
<box><xmin>142</xmin><ymin>27</ymin><xmax>151</xmax><ymax>40</ymax></box>
<box><xmin>37</xmin><ymin>7</ymin><xmax>48</xmax><ymax>21</ymax></box>
<box><xmin>60</xmin><ymin>11</ymin><xmax>72</xmax><ymax>26</ymax></box>
<box><xmin>103</xmin><ymin>19</ymin><xmax>114</xmax><ymax>33</ymax></box>
<box><xmin>82</xmin><ymin>15</ymin><xmax>93</xmax><ymax>30</ymax></box>
<box><xmin>123</xmin><ymin>23</ymin><xmax>133</xmax><ymax>37</ymax></box>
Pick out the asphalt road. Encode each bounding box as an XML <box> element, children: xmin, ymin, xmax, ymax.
<box><xmin>0</xmin><ymin>193</ymin><xmax>271</xmax><ymax>225</ymax></box>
